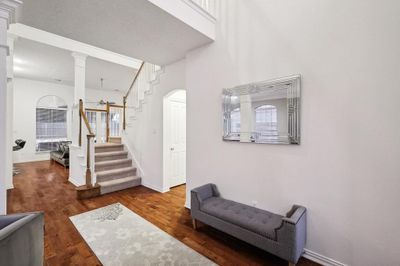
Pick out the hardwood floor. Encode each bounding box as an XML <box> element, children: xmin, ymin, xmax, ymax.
<box><xmin>7</xmin><ymin>161</ymin><xmax>318</xmax><ymax>266</ymax></box>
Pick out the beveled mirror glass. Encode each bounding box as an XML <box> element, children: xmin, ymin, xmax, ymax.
<box><xmin>222</xmin><ymin>75</ymin><xmax>301</xmax><ymax>144</ymax></box>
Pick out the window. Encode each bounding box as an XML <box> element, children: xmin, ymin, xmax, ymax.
<box><xmin>230</xmin><ymin>108</ymin><xmax>241</xmax><ymax>133</ymax></box>
<box><xmin>36</xmin><ymin>96</ymin><xmax>68</xmax><ymax>152</ymax></box>
<box><xmin>109</xmin><ymin>108</ymin><xmax>122</xmax><ymax>137</ymax></box>
<box><xmin>86</xmin><ymin>111</ymin><xmax>98</xmax><ymax>142</ymax></box>
<box><xmin>255</xmin><ymin>105</ymin><xmax>277</xmax><ymax>134</ymax></box>
<box><xmin>100</xmin><ymin>112</ymin><xmax>107</xmax><ymax>143</ymax></box>
<box><xmin>85</xmin><ymin>111</ymin><xmax>97</xmax><ymax>134</ymax></box>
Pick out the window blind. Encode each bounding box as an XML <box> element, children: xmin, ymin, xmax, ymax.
<box><xmin>36</xmin><ymin>108</ymin><xmax>67</xmax><ymax>152</ymax></box>
<box><xmin>109</xmin><ymin>108</ymin><xmax>121</xmax><ymax>137</ymax></box>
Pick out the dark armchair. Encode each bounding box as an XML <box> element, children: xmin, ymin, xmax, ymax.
<box><xmin>50</xmin><ymin>141</ymin><xmax>72</xmax><ymax>167</ymax></box>
<box><xmin>0</xmin><ymin>212</ymin><xmax>44</xmax><ymax>266</ymax></box>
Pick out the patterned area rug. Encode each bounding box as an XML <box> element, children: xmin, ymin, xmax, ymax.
<box><xmin>70</xmin><ymin>203</ymin><xmax>215</xmax><ymax>266</ymax></box>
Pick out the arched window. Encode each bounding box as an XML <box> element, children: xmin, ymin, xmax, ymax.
<box><xmin>255</xmin><ymin>105</ymin><xmax>277</xmax><ymax>134</ymax></box>
<box><xmin>36</xmin><ymin>96</ymin><xmax>68</xmax><ymax>152</ymax></box>
<box><xmin>230</xmin><ymin>107</ymin><xmax>241</xmax><ymax>133</ymax></box>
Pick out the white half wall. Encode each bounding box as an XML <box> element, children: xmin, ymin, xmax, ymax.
<box><xmin>185</xmin><ymin>1</ymin><xmax>400</xmax><ymax>266</ymax></box>
<box><xmin>123</xmin><ymin>59</ymin><xmax>186</xmax><ymax>192</ymax></box>
<box><xmin>13</xmin><ymin>77</ymin><xmax>124</xmax><ymax>163</ymax></box>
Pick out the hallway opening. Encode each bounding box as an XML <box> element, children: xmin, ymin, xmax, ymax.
<box><xmin>163</xmin><ymin>90</ymin><xmax>186</xmax><ymax>190</ymax></box>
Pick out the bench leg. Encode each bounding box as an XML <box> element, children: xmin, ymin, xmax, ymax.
<box><xmin>192</xmin><ymin>218</ymin><xmax>197</xmax><ymax>230</ymax></box>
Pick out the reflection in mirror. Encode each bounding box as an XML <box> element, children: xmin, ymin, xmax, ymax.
<box><xmin>222</xmin><ymin>75</ymin><xmax>301</xmax><ymax>144</ymax></box>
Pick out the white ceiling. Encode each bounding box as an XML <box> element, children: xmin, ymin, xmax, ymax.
<box><xmin>14</xmin><ymin>38</ymin><xmax>136</xmax><ymax>92</ymax></box>
<box><xmin>17</xmin><ymin>0</ymin><xmax>213</xmax><ymax>65</ymax></box>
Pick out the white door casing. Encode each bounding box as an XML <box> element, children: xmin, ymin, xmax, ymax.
<box><xmin>164</xmin><ymin>90</ymin><xmax>186</xmax><ymax>189</ymax></box>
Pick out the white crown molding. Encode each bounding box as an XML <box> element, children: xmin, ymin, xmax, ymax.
<box><xmin>8</xmin><ymin>23</ymin><xmax>142</xmax><ymax>69</ymax></box>
<box><xmin>0</xmin><ymin>0</ymin><xmax>22</xmax><ymax>26</ymax></box>
<box><xmin>71</xmin><ymin>52</ymin><xmax>88</xmax><ymax>60</ymax></box>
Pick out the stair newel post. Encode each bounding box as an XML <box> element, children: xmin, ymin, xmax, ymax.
<box><xmin>79</xmin><ymin>99</ymin><xmax>83</xmax><ymax>146</ymax></box>
<box><xmin>77</xmin><ymin>132</ymin><xmax>100</xmax><ymax>199</ymax></box>
<box><xmin>106</xmin><ymin>101</ymin><xmax>110</xmax><ymax>142</ymax></box>
<box><xmin>85</xmin><ymin>134</ymin><xmax>94</xmax><ymax>188</ymax></box>
<box><xmin>123</xmin><ymin>96</ymin><xmax>126</xmax><ymax>131</ymax></box>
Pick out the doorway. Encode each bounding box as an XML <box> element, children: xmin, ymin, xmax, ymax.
<box><xmin>163</xmin><ymin>90</ymin><xmax>186</xmax><ymax>189</ymax></box>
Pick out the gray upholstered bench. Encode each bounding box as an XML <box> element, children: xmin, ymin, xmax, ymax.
<box><xmin>191</xmin><ymin>184</ymin><xmax>306</xmax><ymax>265</ymax></box>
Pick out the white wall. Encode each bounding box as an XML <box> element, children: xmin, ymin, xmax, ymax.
<box><xmin>185</xmin><ymin>1</ymin><xmax>400</xmax><ymax>266</ymax></box>
<box><xmin>123</xmin><ymin>59</ymin><xmax>186</xmax><ymax>192</ymax></box>
<box><xmin>13</xmin><ymin>77</ymin><xmax>123</xmax><ymax>163</ymax></box>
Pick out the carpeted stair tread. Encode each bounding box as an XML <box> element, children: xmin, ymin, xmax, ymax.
<box><xmin>98</xmin><ymin>176</ymin><xmax>141</xmax><ymax>194</ymax></box>
<box><xmin>96</xmin><ymin>166</ymin><xmax>136</xmax><ymax>177</ymax></box>
<box><xmin>95</xmin><ymin>143</ymin><xmax>123</xmax><ymax>148</ymax></box>
<box><xmin>95</xmin><ymin>158</ymin><xmax>133</xmax><ymax>172</ymax></box>
<box><xmin>96</xmin><ymin>166</ymin><xmax>137</xmax><ymax>182</ymax></box>
<box><xmin>95</xmin><ymin>158</ymin><xmax>132</xmax><ymax>166</ymax></box>
<box><xmin>95</xmin><ymin>151</ymin><xmax>128</xmax><ymax>162</ymax></box>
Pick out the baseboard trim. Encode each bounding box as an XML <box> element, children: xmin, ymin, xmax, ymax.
<box><xmin>14</xmin><ymin>158</ymin><xmax>51</xmax><ymax>164</ymax></box>
<box><xmin>184</xmin><ymin>201</ymin><xmax>190</xmax><ymax>209</ymax></box>
<box><xmin>303</xmin><ymin>249</ymin><xmax>347</xmax><ymax>266</ymax></box>
<box><xmin>142</xmin><ymin>181</ymin><xmax>169</xmax><ymax>193</ymax></box>
<box><xmin>68</xmin><ymin>177</ymin><xmax>82</xmax><ymax>187</ymax></box>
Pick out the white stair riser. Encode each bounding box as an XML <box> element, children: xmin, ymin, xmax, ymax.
<box><xmin>95</xmin><ymin>153</ymin><xmax>128</xmax><ymax>162</ymax></box>
<box><xmin>100</xmin><ymin>178</ymin><xmax>141</xmax><ymax>194</ymax></box>
<box><xmin>95</xmin><ymin>145</ymin><xmax>124</xmax><ymax>153</ymax></box>
<box><xmin>95</xmin><ymin>160</ymin><xmax>133</xmax><ymax>172</ymax></box>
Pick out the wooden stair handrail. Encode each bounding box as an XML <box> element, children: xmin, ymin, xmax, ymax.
<box><xmin>109</xmin><ymin>104</ymin><xmax>124</xmax><ymax>108</ymax></box>
<box><xmin>123</xmin><ymin>61</ymin><xmax>145</xmax><ymax>130</ymax></box>
<box><xmin>125</xmin><ymin>61</ymin><xmax>145</xmax><ymax>99</ymax></box>
<box><xmin>79</xmin><ymin>99</ymin><xmax>94</xmax><ymax>145</ymax></box>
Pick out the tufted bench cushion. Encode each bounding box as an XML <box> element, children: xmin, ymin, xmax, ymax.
<box><xmin>200</xmin><ymin>197</ymin><xmax>283</xmax><ymax>240</ymax></box>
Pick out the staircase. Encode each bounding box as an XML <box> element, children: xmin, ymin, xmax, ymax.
<box><xmin>94</xmin><ymin>143</ymin><xmax>141</xmax><ymax>194</ymax></box>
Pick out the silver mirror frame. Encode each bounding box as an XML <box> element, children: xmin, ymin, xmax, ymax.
<box><xmin>222</xmin><ymin>75</ymin><xmax>301</xmax><ymax>145</ymax></box>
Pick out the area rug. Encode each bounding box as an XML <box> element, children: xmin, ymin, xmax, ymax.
<box><xmin>70</xmin><ymin>203</ymin><xmax>215</xmax><ymax>266</ymax></box>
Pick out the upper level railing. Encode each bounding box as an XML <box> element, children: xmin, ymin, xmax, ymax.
<box><xmin>123</xmin><ymin>62</ymin><xmax>145</xmax><ymax>130</ymax></box>
<box><xmin>188</xmin><ymin>0</ymin><xmax>216</xmax><ymax>18</ymax></box>
<box><xmin>123</xmin><ymin>61</ymin><xmax>161</xmax><ymax>130</ymax></box>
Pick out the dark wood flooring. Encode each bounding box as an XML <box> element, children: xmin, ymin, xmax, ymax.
<box><xmin>7</xmin><ymin>161</ymin><xmax>318</xmax><ymax>266</ymax></box>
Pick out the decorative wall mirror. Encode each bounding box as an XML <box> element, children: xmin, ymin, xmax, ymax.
<box><xmin>222</xmin><ymin>75</ymin><xmax>301</xmax><ymax>144</ymax></box>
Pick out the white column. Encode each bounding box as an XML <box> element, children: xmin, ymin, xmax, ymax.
<box><xmin>5</xmin><ymin>33</ymin><xmax>17</xmax><ymax>190</ymax></box>
<box><xmin>71</xmin><ymin>52</ymin><xmax>87</xmax><ymax>145</ymax></box>
<box><xmin>71</xmin><ymin>52</ymin><xmax>87</xmax><ymax>104</ymax></box>
<box><xmin>0</xmin><ymin>0</ymin><xmax>22</xmax><ymax>215</ymax></box>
